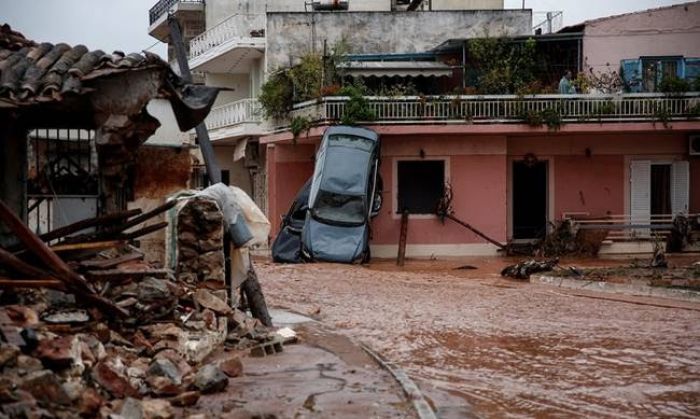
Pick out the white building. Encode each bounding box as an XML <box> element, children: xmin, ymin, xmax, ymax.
<box><xmin>147</xmin><ymin>0</ymin><xmax>523</xmax><ymax>213</ymax></box>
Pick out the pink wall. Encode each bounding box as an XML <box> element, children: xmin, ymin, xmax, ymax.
<box><xmin>266</xmin><ymin>144</ymin><xmax>315</xmax><ymax>237</ymax></box>
<box><xmin>265</xmin><ymin>129</ymin><xmax>696</xmax><ymax>250</ymax></box>
<box><xmin>370</xmin><ymin>135</ymin><xmax>508</xmax><ymax>245</ymax></box>
<box><xmin>582</xmin><ymin>2</ymin><xmax>700</xmax><ymax>74</ymax></box>
<box><xmin>553</xmin><ymin>155</ymin><xmax>625</xmax><ymax>218</ymax></box>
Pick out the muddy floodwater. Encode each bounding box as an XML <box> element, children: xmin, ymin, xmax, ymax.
<box><xmin>259</xmin><ymin>257</ymin><xmax>700</xmax><ymax>418</ymax></box>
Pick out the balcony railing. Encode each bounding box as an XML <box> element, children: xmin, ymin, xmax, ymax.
<box><xmin>149</xmin><ymin>0</ymin><xmax>204</xmax><ymax>25</ymax></box>
<box><xmin>205</xmin><ymin>98</ymin><xmax>262</xmax><ymax>131</ymax></box>
<box><xmin>289</xmin><ymin>93</ymin><xmax>700</xmax><ymax>125</ymax></box>
<box><xmin>189</xmin><ymin>13</ymin><xmax>266</xmax><ymax>59</ymax></box>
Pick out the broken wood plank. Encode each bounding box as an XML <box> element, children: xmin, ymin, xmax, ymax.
<box><xmin>112</xmin><ymin>200</ymin><xmax>177</xmax><ymax>234</ymax></box>
<box><xmin>0</xmin><ymin>200</ymin><xmax>128</xmax><ymax>317</ymax></box>
<box><xmin>84</xmin><ymin>268</ymin><xmax>171</xmax><ymax>281</ymax></box>
<box><xmin>397</xmin><ymin>210</ymin><xmax>409</xmax><ymax>267</ymax></box>
<box><xmin>444</xmin><ymin>214</ymin><xmax>507</xmax><ymax>251</ymax></box>
<box><xmin>38</xmin><ymin>208</ymin><xmax>141</xmax><ymax>243</ymax></box>
<box><xmin>0</xmin><ymin>278</ymin><xmax>65</xmax><ymax>290</ymax></box>
<box><xmin>50</xmin><ymin>240</ymin><xmax>125</xmax><ymax>253</ymax></box>
<box><xmin>79</xmin><ymin>252</ymin><xmax>144</xmax><ymax>270</ymax></box>
<box><xmin>0</xmin><ymin>247</ymin><xmax>51</xmax><ymax>278</ymax></box>
<box><xmin>120</xmin><ymin>221</ymin><xmax>168</xmax><ymax>240</ymax></box>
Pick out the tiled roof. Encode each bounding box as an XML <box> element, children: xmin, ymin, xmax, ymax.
<box><xmin>0</xmin><ymin>24</ymin><xmax>168</xmax><ymax>106</ymax></box>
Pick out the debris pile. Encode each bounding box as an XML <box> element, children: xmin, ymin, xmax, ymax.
<box><xmin>501</xmin><ymin>258</ymin><xmax>559</xmax><ymax>280</ymax></box>
<box><xmin>0</xmin><ymin>200</ymin><xmax>278</xmax><ymax>418</ymax></box>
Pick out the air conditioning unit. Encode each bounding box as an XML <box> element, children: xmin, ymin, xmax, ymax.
<box><xmin>690</xmin><ymin>134</ymin><xmax>700</xmax><ymax>156</ymax></box>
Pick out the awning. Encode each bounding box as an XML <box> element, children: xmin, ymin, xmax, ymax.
<box><xmin>339</xmin><ymin>61</ymin><xmax>453</xmax><ymax>78</ymax></box>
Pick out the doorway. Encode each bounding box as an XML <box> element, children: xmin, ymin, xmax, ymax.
<box><xmin>513</xmin><ymin>160</ymin><xmax>548</xmax><ymax>239</ymax></box>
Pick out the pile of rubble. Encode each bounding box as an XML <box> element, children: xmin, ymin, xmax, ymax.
<box><xmin>0</xmin><ymin>200</ymin><xmax>280</xmax><ymax>418</ymax></box>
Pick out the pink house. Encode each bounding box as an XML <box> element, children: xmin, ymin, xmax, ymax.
<box><xmin>262</xmin><ymin>4</ymin><xmax>700</xmax><ymax>258</ymax></box>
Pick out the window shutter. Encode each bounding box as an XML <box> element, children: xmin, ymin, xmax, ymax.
<box><xmin>671</xmin><ymin>161</ymin><xmax>690</xmax><ymax>215</ymax></box>
<box><xmin>620</xmin><ymin>59</ymin><xmax>642</xmax><ymax>93</ymax></box>
<box><xmin>630</xmin><ymin>160</ymin><xmax>651</xmax><ymax>237</ymax></box>
<box><xmin>684</xmin><ymin>58</ymin><xmax>700</xmax><ymax>83</ymax></box>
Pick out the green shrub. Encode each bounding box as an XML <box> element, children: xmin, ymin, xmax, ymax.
<box><xmin>338</xmin><ymin>84</ymin><xmax>375</xmax><ymax>125</ymax></box>
<box><xmin>259</xmin><ymin>70</ymin><xmax>294</xmax><ymax>120</ymax></box>
<box><xmin>659</xmin><ymin>76</ymin><xmax>690</xmax><ymax>94</ymax></box>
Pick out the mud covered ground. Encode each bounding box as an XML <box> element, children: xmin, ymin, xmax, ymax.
<box><xmin>259</xmin><ymin>257</ymin><xmax>700</xmax><ymax>418</ymax></box>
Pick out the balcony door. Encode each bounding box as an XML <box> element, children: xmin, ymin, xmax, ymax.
<box><xmin>630</xmin><ymin>160</ymin><xmax>689</xmax><ymax>235</ymax></box>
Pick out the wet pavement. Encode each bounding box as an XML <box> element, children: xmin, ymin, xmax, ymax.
<box><xmin>187</xmin><ymin>318</ymin><xmax>414</xmax><ymax>419</ymax></box>
<box><xmin>259</xmin><ymin>257</ymin><xmax>700</xmax><ymax>418</ymax></box>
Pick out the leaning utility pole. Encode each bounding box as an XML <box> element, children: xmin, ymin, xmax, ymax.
<box><xmin>168</xmin><ymin>16</ymin><xmax>221</xmax><ymax>185</ymax></box>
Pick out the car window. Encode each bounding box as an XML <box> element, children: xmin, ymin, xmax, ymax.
<box><xmin>328</xmin><ymin>135</ymin><xmax>375</xmax><ymax>152</ymax></box>
<box><xmin>313</xmin><ymin>190</ymin><xmax>366</xmax><ymax>225</ymax></box>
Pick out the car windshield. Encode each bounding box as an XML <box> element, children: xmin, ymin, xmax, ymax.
<box><xmin>328</xmin><ymin>134</ymin><xmax>375</xmax><ymax>152</ymax></box>
<box><xmin>312</xmin><ymin>189</ymin><xmax>366</xmax><ymax>225</ymax></box>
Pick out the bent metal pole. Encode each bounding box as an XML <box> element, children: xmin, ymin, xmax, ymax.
<box><xmin>168</xmin><ymin>16</ymin><xmax>221</xmax><ymax>185</ymax></box>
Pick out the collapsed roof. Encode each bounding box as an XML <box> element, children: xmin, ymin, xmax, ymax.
<box><xmin>0</xmin><ymin>23</ymin><xmax>218</xmax><ymax>131</ymax></box>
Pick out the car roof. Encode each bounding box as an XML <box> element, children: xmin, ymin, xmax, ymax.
<box><xmin>323</xmin><ymin>125</ymin><xmax>379</xmax><ymax>142</ymax></box>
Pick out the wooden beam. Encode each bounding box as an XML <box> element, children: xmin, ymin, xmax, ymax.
<box><xmin>0</xmin><ymin>278</ymin><xmax>65</xmax><ymax>290</ymax></box>
<box><xmin>50</xmin><ymin>240</ymin><xmax>125</xmax><ymax>253</ymax></box>
<box><xmin>38</xmin><ymin>208</ymin><xmax>141</xmax><ymax>243</ymax></box>
<box><xmin>79</xmin><ymin>252</ymin><xmax>144</xmax><ymax>270</ymax></box>
<box><xmin>0</xmin><ymin>199</ymin><xmax>128</xmax><ymax>317</ymax></box>
<box><xmin>111</xmin><ymin>200</ymin><xmax>176</xmax><ymax>233</ymax></box>
<box><xmin>397</xmin><ymin>210</ymin><xmax>409</xmax><ymax>266</ymax></box>
<box><xmin>119</xmin><ymin>221</ymin><xmax>168</xmax><ymax>240</ymax></box>
<box><xmin>0</xmin><ymin>247</ymin><xmax>50</xmax><ymax>278</ymax></box>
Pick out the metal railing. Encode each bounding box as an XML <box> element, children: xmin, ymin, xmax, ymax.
<box><xmin>570</xmin><ymin>213</ymin><xmax>699</xmax><ymax>241</ymax></box>
<box><xmin>289</xmin><ymin>93</ymin><xmax>700</xmax><ymax>125</ymax></box>
<box><xmin>205</xmin><ymin>98</ymin><xmax>262</xmax><ymax>131</ymax></box>
<box><xmin>189</xmin><ymin>13</ymin><xmax>265</xmax><ymax>59</ymax></box>
<box><xmin>149</xmin><ymin>0</ymin><xmax>204</xmax><ymax>25</ymax></box>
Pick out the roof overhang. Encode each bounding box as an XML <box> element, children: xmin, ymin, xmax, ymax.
<box><xmin>339</xmin><ymin>61</ymin><xmax>453</xmax><ymax>78</ymax></box>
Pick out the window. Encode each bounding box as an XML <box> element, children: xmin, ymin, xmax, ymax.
<box><xmin>641</xmin><ymin>57</ymin><xmax>681</xmax><ymax>92</ymax></box>
<box><xmin>397</xmin><ymin>160</ymin><xmax>445</xmax><ymax>214</ymax></box>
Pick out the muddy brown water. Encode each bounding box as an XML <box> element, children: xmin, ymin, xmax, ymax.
<box><xmin>259</xmin><ymin>257</ymin><xmax>700</xmax><ymax>418</ymax></box>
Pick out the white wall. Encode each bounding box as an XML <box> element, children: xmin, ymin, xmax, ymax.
<box><xmin>431</xmin><ymin>0</ymin><xmax>503</xmax><ymax>10</ymax></box>
<box><xmin>206</xmin><ymin>73</ymin><xmax>252</xmax><ymax>106</ymax></box>
<box><xmin>145</xmin><ymin>99</ymin><xmax>191</xmax><ymax>146</ymax></box>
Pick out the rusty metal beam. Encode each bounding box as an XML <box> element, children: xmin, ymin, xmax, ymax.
<box><xmin>168</xmin><ymin>16</ymin><xmax>221</xmax><ymax>185</ymax></box>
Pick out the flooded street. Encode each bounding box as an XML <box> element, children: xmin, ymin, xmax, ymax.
<box><xmin>259</xmin><ymin>258</ymin><xmax>700</xmax><ymax>418</ymax></box>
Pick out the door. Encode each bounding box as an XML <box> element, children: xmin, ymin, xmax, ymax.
<box><xmin>630</xmin><ymin>160</ymin><xmax>689</xmax><ymax>237</ymax></box>
<box><xmin>513</xmin><ymin>160</ymin><xmax>548</xmax><ymax>239</ymax></box>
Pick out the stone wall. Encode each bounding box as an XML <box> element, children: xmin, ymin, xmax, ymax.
<box><xmin>266</xmin><ymin>10</ymin><xmax>531</xmax><ymax>70</ymax></box>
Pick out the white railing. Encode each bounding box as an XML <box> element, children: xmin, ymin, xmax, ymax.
<box><xmin>570</xmin><ymin>213</ymin><xmax>699</xmax><ymax>241</ymax></box>
<box><xmin>189</xmin><ymin>13</ymin><xmax>266</xmax><ymax>59</ymax></box>
<box><xmin>289</xmin><ymin>93</ymin><xmax>700</xmax><ymax>125</ymax></box>
<box><xmin>205</xmin><ymin>98</ymin><xmax>262</xmax><ymax>130</ymax></box>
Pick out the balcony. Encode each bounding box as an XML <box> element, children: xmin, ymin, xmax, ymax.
<box><xmin>188</xmin><ymin>13</ymin><xmax>266</xmax><ymax>73</ymax></box>
<box><xmin>288</xmin><ymin>93</ymin><xmax>700</xmax><ymax>127</ymax></box>
<box><xmin>203</xmin><ymin>99</ymin><xmax>266</xmax><ymax>142</ymax></box>
<box><xmin>148</xmin><ymin>0</ymin><xmax>204</xmax><ymax>41</ymax></box>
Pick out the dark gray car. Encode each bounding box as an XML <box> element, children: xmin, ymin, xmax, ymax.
<box><xmin>301</xmin><ymin>126</ymin><xmax>381</xmax><ymax>263</ymax></box>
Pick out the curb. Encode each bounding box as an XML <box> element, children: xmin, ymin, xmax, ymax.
<box><xmin>531</xmin><ymin>275</ymin><xmax>700</xmax><ymax>303</ymax></box>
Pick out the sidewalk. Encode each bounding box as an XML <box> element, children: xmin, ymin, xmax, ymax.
<box><xmin>177</xmin><ymin>309</ymin><xmax>417</xmax><ymax>418</ymax></box>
